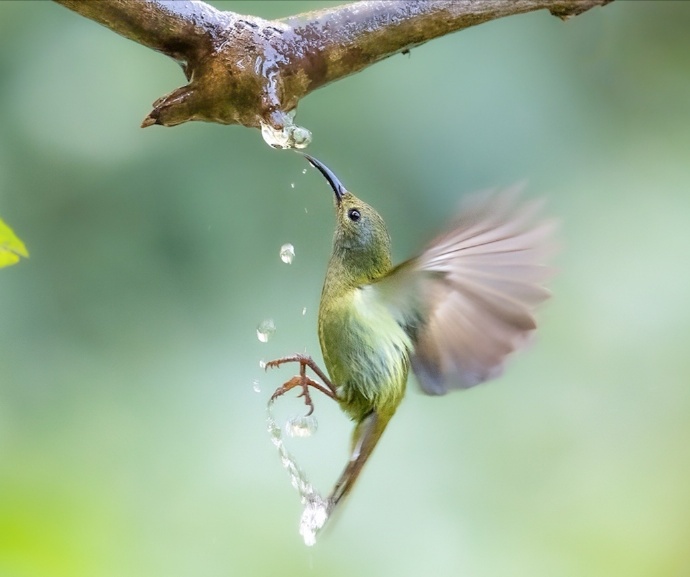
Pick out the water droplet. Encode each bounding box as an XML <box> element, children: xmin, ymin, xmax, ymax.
<box><xmin>291</xmin><ymin>126</ymin><xmax>312</xmax><ymax>149</ymax></box>
<box><xmin>279</xmin><ymin>243</ymin><xmax>295</xmax><ymax>264</ymax></box>
<box><xmin>256</xmin><ymin>319</ymin><xmax>276</xmax><ymax>343</ymax></box>
<box><xmin>300</xmin><ymin>496</ymin><xmax>329</xmax><ymax>547</ymax></box>
<box><xmin>252</xmin><ymin>379</ymin><xmax>261</xmax><ymax>393</ymax></box>
<box><xmin>260</xmin><ymin>122</ymin><xmax>289</xmax><ymax>149</ymax></box>
<box><xmin>259</xmin><ymin>359</ymin><xmax>267</xmax><ymax>369</ymax></box>
<box><xmin>302</xmin><ymin>168</ymin><xmax>308</xmax><ymax>174</ymax></box>
<box><xmin>285</xmin><ymin>415</ymin><xmax>318</xmax><ymax>438</ymax></box>
<box><xmin>304</xmin><ymin>208</ymin><xmax>308</xmax><ymax>214</ymax></box>
<box><xmin>290</xmin><ymin>182</ymin><xmax>295</xmax><ymax>189</ymax></box>
<box><xmin>301</xmin><ymin>307</ymin><xmax>307</xmax><ymax>316</ymax></box>
<box><xmin>259</xmin><ymin>114</ymin><xmax>312</xmax><ymax>150</ymax></box>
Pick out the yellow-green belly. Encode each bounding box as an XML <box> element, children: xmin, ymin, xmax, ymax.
<box><xmin>318</xmin><ymin>286</ymin><xmax>412</xmax><ymax>422</ymax></box>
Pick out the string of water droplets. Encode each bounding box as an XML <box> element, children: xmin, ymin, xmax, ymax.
<box><xmin>266</xmin><ymin>398</ymin><xmax>329</xmax><ymax>545</ymax></box>
<box><xmin>256</xmin><ymin>163</ymin><xmax>329</xmax><ymax>545</ymax></box>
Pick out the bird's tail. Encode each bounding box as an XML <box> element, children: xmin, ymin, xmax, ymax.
<box><xmin>326</xmin><ymin>409</ymin><xmax>390</xmax><ymax>516</ymax></box>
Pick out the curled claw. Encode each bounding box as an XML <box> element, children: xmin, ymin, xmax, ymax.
<box><xmin>295</xmin><ymin>385</ymin><xmax>315</xmax><ymax>416</ymax></box>
<box><xmin>263</xmin><ymin>358</ymin><xmax>285</xmax><ymax>371</ymax></box>
<box><xmin>269</xmin><ymin>375</ymin><xmax>321</xmax><ymax>415</ymax></box>
<box><xmin>265</xmin><ymin>353</ymin><xmax>338</xmax><ymax>416</ymax></box>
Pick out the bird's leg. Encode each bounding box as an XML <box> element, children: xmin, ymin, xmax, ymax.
<box><xmin>265</xmin><ymin>353</ymin><xmax>338</xmax><ymax>416</ymax></box>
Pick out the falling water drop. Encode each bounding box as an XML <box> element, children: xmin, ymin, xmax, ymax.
<box><xmin>280</xmin><ymin>243</ymin><xmax>295</xmax><ymax>264</ymax></box>
<box><xmin>285</xmin><ymin>415</ymin><xmax>318</xmax><ymax>438</ymax></box>
<box><xmin>259</xmin><ymin>359</ymin><xmax>267</xmax><ymax>369</ymax></box>
<box><xmin>290</xmin><ymin>182</ymin><xmax>295</xmax><ymax>189</ymax></box>
<box><xmin>302</xmin><ymin>168</ymin><xmax>308</xmax><ymax>174</ymax></box>
<box><xmin>301</xmin><ymin>307</ymin><xmax>307</xmax><ymax>316</ymax></box>
<box><xmin>256</xmin><ymin>319</ymin><xmax>276</xmax><ymax>343</ymax></box>
<box><xmin>252</xmin><ymin>379</ymin><xmax>261</xmax><ymax>393</ymax></box>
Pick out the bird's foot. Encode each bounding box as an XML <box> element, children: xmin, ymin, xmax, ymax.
<box><xmin>265</xmin><ymin>353</ymin><xmax>337</xmax><ymax>416</ymax></box>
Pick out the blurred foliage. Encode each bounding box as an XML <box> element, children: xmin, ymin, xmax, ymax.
<box><xmin>1</xmin><ymin>1</ymin><xmax>689</xmax><ymax>576</ymax></box>
<box><xmin>0</xmin><ymin>217</ymin><xmax>28</xmax><ymax>268</ymax></box>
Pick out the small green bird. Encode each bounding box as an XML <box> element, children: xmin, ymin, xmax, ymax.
<box><xmin>267</xmin><ymin>154</ymin><xmax>555</xmax><ymax>524</ymax></box>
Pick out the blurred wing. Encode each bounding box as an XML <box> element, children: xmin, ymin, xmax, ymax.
<box><xmin>374</xmin><ymin>187</ymin><xmax>557</xmax><ymax>395</ymax></box>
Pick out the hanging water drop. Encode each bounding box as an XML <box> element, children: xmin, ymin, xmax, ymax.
<box><xmin>259</xmin><ymin>111</ymin><xmax>312</xmax><ymax>150</ymax></box>
<box><xmin>286</xmin><ymin>415</ymin><xmax>318</xmax><ymax>438</ymax></box>
<box><xmin>291</xmin><ymin>126</ymin><xmax>311</xmax><ymax>149</ymax></box>
<box><xmin>260</xmin><ymin>122</ymin><xmax>289</xmax><ymax>149</ymax></box>
<box><xmin>256</xmin><ymin>319</ymin><xmax>276</xmax><ymax>343</ymax></box>
<box><xmin>280</xmin><ymin>243</ymin><xmax>295</xmax><ymax>264</ymax></box>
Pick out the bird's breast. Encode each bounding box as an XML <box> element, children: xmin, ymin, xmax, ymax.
<box><xmin>318</xmin><ymin>285</ymin><xmax>412</xmax><ymax>420</ymax></box>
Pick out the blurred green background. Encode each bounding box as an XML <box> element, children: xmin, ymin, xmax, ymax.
<box><xmin>1</xmin><ymin>1</ymin><xmax>689</xmax><ymax>576</ymax></box>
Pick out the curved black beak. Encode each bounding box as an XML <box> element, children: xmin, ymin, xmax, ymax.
<box><xmin>302</xmin><ymin>154</ymin><xmax>347</xmax><ymax>203</ymax></box>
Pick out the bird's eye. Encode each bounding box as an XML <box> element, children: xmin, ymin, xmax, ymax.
<box><xmin>348</xmin><ymin>208</ymin><xmax>361</xmax><ymax>222</ymax></box>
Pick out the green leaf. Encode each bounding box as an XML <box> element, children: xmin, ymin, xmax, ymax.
<box><xmin>0</xmin><ymin>216</ymin><xmax>29</xmax><ymax>268</ymax></box>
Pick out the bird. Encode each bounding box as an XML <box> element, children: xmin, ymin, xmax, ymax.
<box><xmin>266</xmin><ymin>153</ymin><xmax>556</xmax><ymax>529</ymax></box>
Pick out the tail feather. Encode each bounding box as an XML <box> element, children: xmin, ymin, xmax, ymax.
<box><xmin>327</xmin><ymin>410</ymin><xmax>390</xmax><ymax>515</ymax></box>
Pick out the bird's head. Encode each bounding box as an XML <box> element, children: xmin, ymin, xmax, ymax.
<box><xmin>303</xmin><ymin>154</ymin><xmax>392</xmax><ymax>280</ymax></box>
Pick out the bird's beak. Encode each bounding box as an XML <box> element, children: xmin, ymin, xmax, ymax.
<box><xmin>302</xmin><ymin>154</ymin><xmax>347</xmax><ymax>203</ymax></box>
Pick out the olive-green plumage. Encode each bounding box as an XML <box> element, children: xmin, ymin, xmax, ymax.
<box><xmin>305</xmin><ymin>154</ymin><xmax>555</xmax><ymax>516</ymax></box>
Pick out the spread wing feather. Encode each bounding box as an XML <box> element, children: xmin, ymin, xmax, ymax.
<box><xmin>373</xmin><ymin>187</ymin><xmax>557</xmax><ymax>395</ymax></box>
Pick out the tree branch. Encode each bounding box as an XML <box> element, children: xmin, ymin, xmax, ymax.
<box><xmin>53</xmin><ymin>0</ymin><xmax>613</xmax><ymax>147</ymax></box>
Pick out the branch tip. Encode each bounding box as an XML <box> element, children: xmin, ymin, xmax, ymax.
<box><xmin>141</xmin><ymin>115</ymin><xmax>157</xmax><ymax>128</ymax></box>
